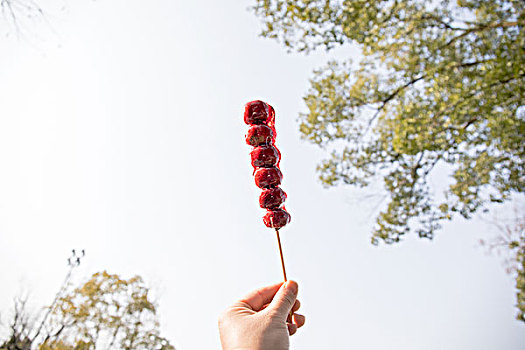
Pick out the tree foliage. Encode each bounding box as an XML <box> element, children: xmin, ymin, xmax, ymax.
<box><xmin>480</xmin><ymin>207</ymin><xmax>525</xmax><ymax>322</ymax></box>
<box><xmin>1</xmin><ymin>271</ymin><xmax>175</xmax><ymax>350</ymax></box>
<box><xmin>253</xmin><ymin>0</ymin><xmax>524</xmax><ymax>244</ymax></box>
<box><xmin>41</xmin><ymin>271</ymin><xmax>174</xmax><ymax>350</ymax></box>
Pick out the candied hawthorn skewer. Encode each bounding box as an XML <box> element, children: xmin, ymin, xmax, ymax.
<box><xmin>244</xmin><ymin>101</ymin><xmax>291</xmax><ymax>228</ymax></box>
<box><xmin>244</xmin><ymin>100</ymin><xmax>291</xmax><ymax>291</ymax></box>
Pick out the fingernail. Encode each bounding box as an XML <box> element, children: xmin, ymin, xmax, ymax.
<box><xmin>286</xmin><ymin>280</ymin><xmax>298</xmax><ymax>295</ymax></box>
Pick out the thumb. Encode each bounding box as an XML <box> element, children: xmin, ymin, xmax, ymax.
<box><xmin>267</xmin><ymin>281</ymin><xmax>298</xmax><ymax>318</ymax></box>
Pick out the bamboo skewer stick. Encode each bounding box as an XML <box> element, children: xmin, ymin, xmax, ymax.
<box><xmin>275</xmin><ymin>229</ymin><xmax>287</xmax><ymax>282</ymax></box>
<box><xmin>275</xmin><ymin>228</ymin><xmax>293</xmax><ymax>321</ymax></box>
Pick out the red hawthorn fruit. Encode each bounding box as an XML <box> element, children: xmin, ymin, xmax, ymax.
<box><xmin>263</xmin><ymin>208</ymin><xmax>291</xmax><ymax>228</ymax></box>
<box><xmin>259</xmin><ymin>187</ymin><xmax>287</xmax><ymax>209</ymax></box>
<box><xmin>246</xmin><ymin>125</ymin><xmax>273</xmax><ymax>146</ymax></box>
<box><xmin>250</xmin><ymin>145</ymin><xmax>279</xmax><ymax>168</ymax></box>
<box><xmin>244</xmin><ymin>100</ymin><xmax>269</xmax><ymax>125</ymax></box>
<box><xmin>254</xmin><ymin>167</ymin><xmax>283</xmax><ymax>189</ymax></box>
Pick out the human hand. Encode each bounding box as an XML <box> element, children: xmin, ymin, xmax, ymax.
<box><xmin>218</xmin><ymin>281</ymin><xmax>305</xmax><ymax>350</ymax></box>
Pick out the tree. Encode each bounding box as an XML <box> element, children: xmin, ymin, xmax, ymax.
<box><xmin>480</xmin><ymin>206</ymin><xmax>525</xmax><ymax>322</ymax></box>
<box><xmin>40</xmin><ymin>271</ymin><xmax>174</xmax><ymax>350</ymax></box>
<box><xmin>0</xmin><ymin>0</ymin><xmax>45</xmax><ymax>35</ymax></box>
<box><xmin>1</xmin><ymin>258</ymin><xmax>174</xmax><ymax>349</ymax></box>
<box><xmin>253</xmin><ymin>0</ymin><xmax>524</xmax><ymax>322</ymax></box>
<box><xmin>1</xmin><ymin>250</ymin><xmax>85</xmax><ymax>350</ymax></box>
<box><xmin>253</xmin><ymin>0</ymin><xmax>524</xmax><ymax>244</ymax></box>
<box><xmin>0</xmin><ymin>1</ymin><xmax>91</xmax><ymax>39</ymax></box>
<box><xmin>0</xmin><ymin>296</ymin><xmax>33</xmax><ymax>350</ymax></box>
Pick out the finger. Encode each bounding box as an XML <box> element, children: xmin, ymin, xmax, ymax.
<box><xmin>287</xmin><ymin>323</ymin><xmax>298</xmax><ymax>336</ymax></box>
<box><xmin>258</xmin><ymin>296</ymin><xmax>298</xmax><ymax>315</ymax></box>
<box><xmin>285</xmin><ymin>300</ymin><xmax>300</xmax><ymax>323</ymax></box>
<box><xmin>292</xmin><ymin>299</ymin><xmax>301</xmax><ymax>313</ymax></box>
<box><xmin>292</xmin><ymin>313</ymin><xmax>305</xmax><ymax>328</ymax></box>
<box><xmin>236</xmin><ymin>282</ymin><xmax>284</xmax><ymax>311</ymax></box>
<box><xmin>261</xmin><ymin>300</ymin><xmax>296</xmax><ymax>313</ymax></box>
<box><xmin>267</xmin><ymin>280</ymin><xmax>298</xmax><ymax>319</ymax></box>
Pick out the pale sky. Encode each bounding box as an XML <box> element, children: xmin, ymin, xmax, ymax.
<box><xmin>0</xmin><ymin>1</ymin><xmax>524</xmax><ymax>349</ymax></box>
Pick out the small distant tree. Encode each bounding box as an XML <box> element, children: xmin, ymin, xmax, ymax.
<box><xmin>1</xmin><ymin>251</ymin><xmax>174</xmax><ymax>349</ymax></box>
<box><xmin>0</xmin><ymin>297</ymin><xmax>33</xmax><ymax>350</ymax></box>
<box><xmin>40</xmin><ymin>271</ymin><xmax>174</xmax><ymax>350</ymax></box>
